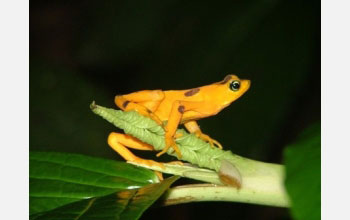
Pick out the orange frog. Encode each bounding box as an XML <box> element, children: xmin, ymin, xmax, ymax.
<box><xmin>108</xmin><ymin>75</ymin><xmax>250</xmax><ymax>168</ymax></box>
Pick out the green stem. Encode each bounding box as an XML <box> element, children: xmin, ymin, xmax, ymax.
<box><xmin>130</xmin><ymin>161</ymin><xmax>289</xmax><ymax>207</ymax></box>
<box><xmin>163</xmin><ymin>182</ymin><xmax>289</xmax><ymax>207</ymax></box>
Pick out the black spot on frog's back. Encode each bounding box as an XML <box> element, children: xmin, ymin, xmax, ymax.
<box><xmin>123</xmin><ymin>100</ymin><xmax>130</xmax><ymax>108</ymax></box>
<box><xmin>184</xmin><ymin>88</ymin><xmax>200</xmax><ymax>97</ymax></box>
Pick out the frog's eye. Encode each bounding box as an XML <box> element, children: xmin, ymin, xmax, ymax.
<box><xmin>229</xmin><ymin>80</ymin><xmax>240</xmax><ymax>91</ymax></box>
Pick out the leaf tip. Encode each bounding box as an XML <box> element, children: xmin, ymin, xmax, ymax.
<box><xmin>90</xmin><ymin>101</ymin><xmax>97</xmax><ymax>110</ymax></box>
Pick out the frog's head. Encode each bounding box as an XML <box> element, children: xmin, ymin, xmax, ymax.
<box><xmin>216</xmin><ymin>74</ymin><xmax>251</xmax><ymax>106</ymax></box>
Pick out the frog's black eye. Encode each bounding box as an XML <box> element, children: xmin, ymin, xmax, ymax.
<box><xmin>229</xmin><ymin>80</ymin><xmax>240</xmax><ymax>91</ymax></box>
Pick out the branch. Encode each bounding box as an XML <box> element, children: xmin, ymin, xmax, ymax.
<box><xmin>129</xmin><ymin>162</ymin><xmax>289</xmax><ymax>207</ymax></box>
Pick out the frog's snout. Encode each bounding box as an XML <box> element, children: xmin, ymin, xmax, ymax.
<box><xmin>242</xmin><ymin>79</ymin><xmax>251</xmax><ymax>92</ymax></box>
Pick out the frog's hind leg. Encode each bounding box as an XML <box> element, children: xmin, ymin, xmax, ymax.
<box><xmin>115</xmin><ymin>90</ymin><xmax>164</xmax><ymax>125</ymax></box>
<box><xmin>108</xmin><ymin>132</ymin><xmax>165</xmax><ymax>169</ymax></box>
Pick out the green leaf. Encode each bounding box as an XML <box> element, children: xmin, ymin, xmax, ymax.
<box><xmin>30</xmin><ymin>176</ymin><xmax>179</xmax><ymax>220</ymax></box>
<box><xmin>30</xmin><ymin>152</ymin><xmax>158</xmax><ymax>215</ymax></box>
<box><xmin>284</xmin><ymin>123</ymin><xmax>321</xmax><ymax>220</ymax></box>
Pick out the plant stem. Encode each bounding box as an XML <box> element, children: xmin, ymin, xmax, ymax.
<box><xmin>130</xmin><ymin>160</ymin><xmax>290</xmax><ymax>207</ymax></box>
<box><xmin>163</xmin><ymin>182</ymin><xmax>289</xmax><ymax>207</ymax></box>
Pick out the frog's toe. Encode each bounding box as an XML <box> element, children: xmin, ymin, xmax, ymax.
<box><xmin>156</xmin><ymin>137</ymin><xmax>182</xmax><ymax>158</ymax></box>
<box><xmin>166</xmin><ymin>160</ymin><xmax>184</xmax><ymax>166</ymax></box>
<box><xmin>212</xmin><ymin>139</ymin><xmax>223</xmax><ymax>149</ymax></box>
<box><xmin>196</xmin><ymin>132</ymin><xmax>223</xmax><ymax>149</ymax></box>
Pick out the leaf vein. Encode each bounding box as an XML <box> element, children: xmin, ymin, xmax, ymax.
<box><xmin>74</xmin><ymin>198</ymin><xmax>97</xmax><ymax>220</ymax></box>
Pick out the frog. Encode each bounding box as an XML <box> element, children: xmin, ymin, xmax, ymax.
<box><xmin>108</xmin><ymin>74</ymin><xmax>250</xmax><ymax>168</ymax></box>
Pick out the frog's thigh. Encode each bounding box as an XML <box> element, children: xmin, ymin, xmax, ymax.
<box><xmin>115</xmin><ymin>90</ymin><xmax>164</xmax><ymax>111</ymax></box>
<box><xmin>115</xmin><ymin>91</ymin><xmax>164</xmax><ymax>123</ymax></box>
<box><xmin>108</xmin><ymin>132</ymin><xmax>164</xmax><ymax>168</ymax></box>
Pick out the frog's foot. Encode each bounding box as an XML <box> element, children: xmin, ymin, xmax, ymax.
<box><xmin>130</xmin><ymin>157</ymin><xmax>165</xmax><ymax>169</ymax></box>
<box><xmin>156</xmin><ymin>135</ymin><xmax>182</xmax><ymax>158</ymax></box>
<box><xmin>154</xmin><ymin>171</ymin><xmax>164</xmax><ymax>181</ymax></box>
<box><xmin>195</xmin><ymin>131</ymin><xmax>223</xmax><ymax>149</ymax></box>
<box><xmin>174</xmin><ymin>131</ymin><xmax>184</xmax><ymax>139</ymax></box>
<box><xmin>166</xmin><ymin>161</ymin><xmax>184</xmax><ymax>166</ymax></box>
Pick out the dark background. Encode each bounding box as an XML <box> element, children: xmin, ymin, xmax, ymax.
<box><xmin>30</xmin><ymin>0</ymin><xmax>320</xmax><ymax>219</ymax></box>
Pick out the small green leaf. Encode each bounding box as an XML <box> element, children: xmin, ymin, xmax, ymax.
<box><xmin>284</xmin><ymin>123</ymin><xmax>321</xmax><ymax>220</ymax></box>
<box><xmin>30</xmin><ymin>152</ymin><xmax>158</xmax><ymax>215</ymax></box>
<box><xmin>30</xmin><ymin>176</ymin><xmax>179</xmax><ymax>220</ymax></box>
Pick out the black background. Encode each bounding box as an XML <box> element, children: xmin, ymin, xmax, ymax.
<box><xmin>30</xmin><ymin>0</ymin><xmax>320</xmax><ymax>219</ymax></box>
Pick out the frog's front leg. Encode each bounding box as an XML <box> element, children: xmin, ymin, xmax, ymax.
<box><xmin>184</xmin><ymin>121</ymin><xmax>223</xmax><ymax>149</ymax></box>
<box><xmin>156</xmin><ymin>101</ymin><xmax>206</xmax><ymax>158</ymax></box>
<box><xmin>115</xmin><ymin>90</ymin><xmax>164</xmax><ymax>125</ymax></box>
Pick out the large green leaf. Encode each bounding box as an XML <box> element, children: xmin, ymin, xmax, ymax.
<box><xmin>30</xmin><ymin>176</ymin><xmax>179</xmax><ymax>220</ymax></box>
<box><xmin>30</xmin><ymin>152</ymin><xmax>158</xmax><ymax>215</ymax></box>
<box><xmin>284</xmin><ymin>123</ymin><xmax>321</xmax><ymax>220</ymax></box>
